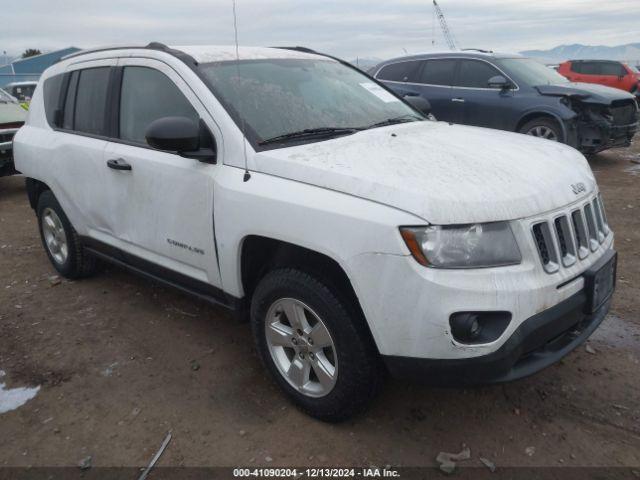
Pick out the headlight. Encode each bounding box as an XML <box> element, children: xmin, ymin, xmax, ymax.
<box><xmin>400</xmin><ymin>222</ymin><xmax>521</xmax><ymax>268</ymax></box>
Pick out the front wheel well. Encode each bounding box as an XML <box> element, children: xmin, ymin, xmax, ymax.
<box><xmin>240</xmin><ymin>236</ymin><xmax>376</xmax><ymax>348</ymax></box>
<box><xmin>516</xmin><ymin>112</ymin><xmax>566</xmax><ymax>143</ymax></box>
<box><xmin>25</xmin><ymin>178</ymin><xmax>51</xmax><ymax>210</ymax></box>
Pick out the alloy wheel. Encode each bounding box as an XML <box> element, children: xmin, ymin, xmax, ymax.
<box><xmin>41</xmin><ymin>208</ymin><xmax>68</xmax><ymax>265</ymax></box>
<box><xmin>265</xmin><ymin>298</ymin><xmax>338</xmax><ymax>398</ymax></box>
<box><xmin>526</xmin><ymin>125</ymin><xmax>558</xmax><ymax>141</ymax></box>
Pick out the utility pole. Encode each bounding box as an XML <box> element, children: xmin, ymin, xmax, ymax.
<box><xmin>433</xmin><ymin>0</ymin><xmax>457</xmax><ymax>51</ymax></box>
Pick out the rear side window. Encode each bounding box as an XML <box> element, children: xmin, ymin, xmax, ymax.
<box><xmin>376</xmin><ymin>61</ymin><xmax>421</xmax><ymax>82</ymax></box>
<box><xmin>72</xmin><ymin>67</ymin><xmax>111</xmax><ymax>135</ymax></box>
<box><xmin>62</xmin><ymin>71</ymin><xmax>79</xmax><ymax>130</ymax></box>
<box><xmin>456</xmin><ymin>60</ymin><xmax>502</xmax><ymax>88</ymax></box>
<box><xmin>576</xmin><ymin>62</ymin><xmax>601</xmax><ymax>75</ymax></box>
<box><xmin>417</xmin><ymin>59</ymin><xmax>457</xmax><ymax>86</ymax></box>
<box><xmin>119</xmin><ymin>67</ymin><xmax>198</xmax><ymax>144</ymax></box>
<box><xmin>43</xmin><ymin>74</ymin><xmax>64</xmax><ymax>127</ymax></box>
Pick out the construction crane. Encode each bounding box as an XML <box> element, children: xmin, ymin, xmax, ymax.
<box><xmin>433</xmin><ymin>0</ymin><xmax>457</xmax><ymax>51</ymax></box>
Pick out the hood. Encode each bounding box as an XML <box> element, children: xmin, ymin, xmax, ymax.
<box><xmin>0</xmin><ymin>102</ymin><xmax>27</xmax><ymax>126</ymax></box>
<box><xmin>253</xmin><ymin>122</ymin><xmax>596</xmax><ymax>224</ymax></box>
<box><xmin>536</xmin><ymin>82</ymin><xmax>635</xmax><ymax>104</ymax></box>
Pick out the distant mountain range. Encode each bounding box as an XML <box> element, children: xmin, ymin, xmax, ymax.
<box><xmin>520</xmin><ymin>43</ymin><xmax>640</xmax><ymax>64</ymax></box>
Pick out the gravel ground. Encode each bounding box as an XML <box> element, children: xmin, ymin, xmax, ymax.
<box><xmin>0</xmin><ymin>140</ymin><xmax>639</xmax><ymax>474</ymax></box>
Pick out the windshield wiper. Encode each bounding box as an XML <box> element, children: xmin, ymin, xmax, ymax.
<box><xmin>258</xmin><ymin>127</ymin><xmax>360</xmax><ymax>146</ymax></box>
<box><xmin>363</xmin><ymin>115</ymin><xmax>423</xmax><ymax>130</ymax></box>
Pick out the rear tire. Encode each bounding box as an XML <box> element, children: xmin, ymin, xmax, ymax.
<box><xmin>251</xmin><ymin>268</ymin><xmax>382</xmax><ymax>422</ymax></box>
<box><xmin>519</xmin><ymin>117</ymin><xmax>563</xmax><ymax>143</ymax></box>
<box><xmin>36</xmin><ymin>190</ymin><xmax>98</xmax><ymax>279</ymax></box>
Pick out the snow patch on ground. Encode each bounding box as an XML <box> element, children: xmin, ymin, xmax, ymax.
<box><xmin>0</xmin><ymin>370</ymin><xmax>40</xmax><ymax>414</ymax></box>
<box><xmin>624</xmin><ymin>163</ymin><xmax>640</xmax><ymax>176</ymax></box>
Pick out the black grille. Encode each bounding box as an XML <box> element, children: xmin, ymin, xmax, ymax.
<box><xmin>572</xmin><ymin>211</ymin><xmax>586</xmax><ymax>251</ymax></box>
<box><xmin>532</xmin><ymin>194</ymin><xmax>611</xmax><ymax>273</ymax></box>
<box><xmin>611</xmin><ymin>102</ymin><xmax>637</xmax><ymax>125</ymax></box>
<box><xmin>554</xmin><ymin>218</ymin><xmax>568</xmax><ymax>257</ymax></box>
<box><xmin>0</xmin><ymin>131</ymin><xmax>15</xmax><ymax>144</ymax></box>
<box><xmin>533</xmin><ymin>224</ymin><xmax>550</xmax><ymax>265</ymax></box>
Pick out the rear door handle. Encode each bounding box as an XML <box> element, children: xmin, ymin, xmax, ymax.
<box><xmin>106</xmin><ymin>158</ymin><xmax>132</xmax><ymax>171</ymax></box>
<box><xmin>451</xmin><ymin>98</ymin><xmax>465</xmax><ymax>103</ymax></box>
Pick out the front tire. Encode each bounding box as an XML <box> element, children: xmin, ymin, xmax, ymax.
<box><xmin>251</xmin><ymin>268</ymin><xmax>381</xmax><ymax>422</ymax></box>
<box><xmin>519</xmin><ymin>117</ymin><xmax>563</xmax><ymax>143</ymax></box>
<box><xmin>36</xmin><ymin>190</ymin><xmax>98</xmax><ymax>279</ymax></box>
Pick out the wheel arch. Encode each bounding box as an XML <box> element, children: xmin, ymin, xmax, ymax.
<box><xmin>25</xmin><ymin>177</ymin><xmax>51</xmax><ymax>210</ymax></box>
<box><xmin>239</xmin><ymin>235</ymin><xmax>378</xmax><ymax>350</ymax></box>
<box><xmin>515</xmin><ymin>110</ymin><xmax>567</xmax><ymax>140</ymax></box>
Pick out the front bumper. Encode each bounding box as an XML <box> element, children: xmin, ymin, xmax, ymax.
<box><xmin>577</xmin><ymin>113</ymin><xmax>638</xmax><ymax>153</ymax></box>
<box><xmin>382</xmin><ymin>272</ymin><xmax>612</xmax><ymax>385</ymax></box>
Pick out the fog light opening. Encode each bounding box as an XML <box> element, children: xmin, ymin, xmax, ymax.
<box><xmin>449</xmin><ymin>311</ymin><xmax>512</xmax><ymax>345</ymax></box>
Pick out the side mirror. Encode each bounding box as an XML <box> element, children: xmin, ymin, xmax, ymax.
<box><xmin>145</xmin><ymin>116</ymin><xmax>216</xmax><ymax>163</ymax></box>
<box><xmin>403</xmin><ymin>94</ymin><xmax>432</xmax><ymax>116</ymax></box>
<box><xmin>488</xmin><ymin>75</ymin><xmax>511</xmax><ymax>90</ymax></box>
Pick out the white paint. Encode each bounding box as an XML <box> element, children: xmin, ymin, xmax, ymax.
<box><xmin>172</xmin><ymin>45</ymin><xmax>326</xmax><ymax>63</ymax></box>
<box><xmin>13</xmin><ymin>45</ymin><xmax>615</xmax><ymax>362</ymax></box>
<box><xmin>255</xmin><ymin>121</ymin><xmax>596</xmax><ymax>224</ymax></box>
<box><xmin>0</xmin><ymin>371</ymin><xmax>40</xmax><ymax>414</ymax></box>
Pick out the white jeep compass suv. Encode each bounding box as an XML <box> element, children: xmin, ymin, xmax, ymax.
<box><xmin>13</xmin><ymin>43</ymin><xmax>616</xmax><ymax>421</ymax></box>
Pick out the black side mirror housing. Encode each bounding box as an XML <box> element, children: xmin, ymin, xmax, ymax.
<box><xmin>145</xmin><ymin>116</ymin><xmax>216</xmax><ymax>163</ymax></box>
<box><xmin>403</xmin><ymin>94</ymin><xmax>432</xmax><ymax>116</ymax></box>
<box><xmin>488</xmin><ymin>75</ymin><xmax>511</xmax><ymax>90</ymax></box>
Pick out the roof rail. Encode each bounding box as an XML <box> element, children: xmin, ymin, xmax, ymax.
<box><xmin>273</xmin><ymin>46</ymin><xmax>319</xmax><ymax>55</ymax></box>
<box><xmin>58</xmin><ymin>42</ymin><xmax>197</xmax><ymax>67</ymax></box>
<box><xmin>461</xmin><ymin>48</ymin><xmax>494</xmax><ymax>54</ymax></box>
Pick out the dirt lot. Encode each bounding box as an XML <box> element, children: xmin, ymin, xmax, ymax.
<box><xmin>0</xmin><ymin>140</ymin><xmax>639</xmax><ymax>474</ymax></box>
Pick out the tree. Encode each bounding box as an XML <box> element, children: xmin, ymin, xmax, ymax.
<box><xmin>21</xmin><ymin>49</ymin><xmax>42</xmax><ymax>59</ymax></box>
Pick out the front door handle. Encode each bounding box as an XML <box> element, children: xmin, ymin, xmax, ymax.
<box><xmin>106</xmin><ymin>158</ymin><xmax>132</xmax><ymax>171</ymax></box>
<box><xmin>451</xmin><ymin>98</ymin><xmax>465</xmax><ymax>103</ymax></box>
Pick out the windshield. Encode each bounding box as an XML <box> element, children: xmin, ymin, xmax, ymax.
<box><xmin>629</xmin><ymin>64</ymin><xmax>640</xmax><ymax>74</ymax></box>
<box><xmin>494</xmin><ymin>58</ymin><xmax>569</xmax><ymax>86</ymax></box>
<box><xmin>0</xmin><ymin>88</ymin><xmax>17</xmax><ymax>103</ymax></box>
<box><xmin>198</xmin><ymin>58</ymin><xmax>422</xmax><ymax>147</ymax></box>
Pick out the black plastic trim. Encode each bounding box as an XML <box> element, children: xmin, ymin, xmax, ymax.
<box><xmin>80</xmin><ymin>236</ymin><xmax>240</xmax><ymax>311</ymax></box>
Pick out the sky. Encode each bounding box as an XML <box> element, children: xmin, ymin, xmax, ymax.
<box><xmin>1</xmin><ymin>0</ymin><xmax>639</xmax><ymax>61</ymax></box>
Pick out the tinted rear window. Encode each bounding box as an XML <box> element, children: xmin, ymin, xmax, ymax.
<box><xmin>376</xmin><ymin>61</ymin><xmax>421</xmax><ymax>82</ymax></box>
<box><xmin>43</xmin><ymin>74</ymin><xmax>64</xmax><ymax>127</ymax></box>
<box><xmin>63</xmin><ymin>71</ymin><xmax>78</xmax><ymax>130</ymax></box>
<box><xmin>73</xmin><ymin>67</ymin><xmax>110</xmax><ymax>136</ymax></box>
<box><xmin>418</xmin><ymin>59</ymin><xmax>456</xmax><ymax>86</ymax></box>
<box><xmin>456</xmin><ymin>60</ymin><xmax>501</xmax><ymax>88</ymax></box>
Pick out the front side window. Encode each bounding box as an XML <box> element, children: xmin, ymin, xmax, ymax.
<box><xmin>119</xmin><ymin>67</ymin><xmax>198</xmax><ymax>144</ymax></box>
<box><xmin>600</xmin><ymin>62</ymin><xmax>626</xmax><ymax>76</ymax></box>
<box><xmin>494</xmin><ymin>58</ymin><xmax>568</xmax><ymax>86</ymax></box>
<box><xmin>198</xmin><ymin>58</ymin><xmax>420</xmax><ymax>147</ymax></box>
<box><xmin>580</xmin><ymin>62</ymin><xmax>601</xmax><ymax>75</ymax></box>
<box><xmin>417</xmin><ymin>59</ymin><xmax>457</xmax><ymax>86</ymax></box>
<box><xmin>73</xmin><ymin>67</ymin><xmax>110</xmax><ymax>135</ymax></box>
<box><xmin>456</xmin><ymin>60</ymin><xmax>502</xmax><ymax>88</ymax></box>
<box><xmin>376</xmin><ymin>61</ymin><xmax>421</xmax><ymax>82</ymax></box>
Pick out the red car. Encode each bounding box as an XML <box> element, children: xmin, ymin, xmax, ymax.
<box><xmin>558</xmin><ymin>60</ymin><xmax>640</xmax><ymax>97</ymax></box>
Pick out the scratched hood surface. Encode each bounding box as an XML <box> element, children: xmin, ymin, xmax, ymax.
<box><xmin>253</xmin><ymin>121</ymin><xmax>596</xmax><ymax>224</ymax></box>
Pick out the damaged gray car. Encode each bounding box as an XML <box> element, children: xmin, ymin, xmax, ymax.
<box><xmin>371</xmin><ymin>51</ymin><xmax>639</xmax><ymax>154</ymax></box>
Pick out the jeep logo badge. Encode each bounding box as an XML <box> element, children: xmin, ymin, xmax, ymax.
<box><xmin>571</xmin><ymin>182</ymin><xmax>586</xmax><ymax>195</ymax></box>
